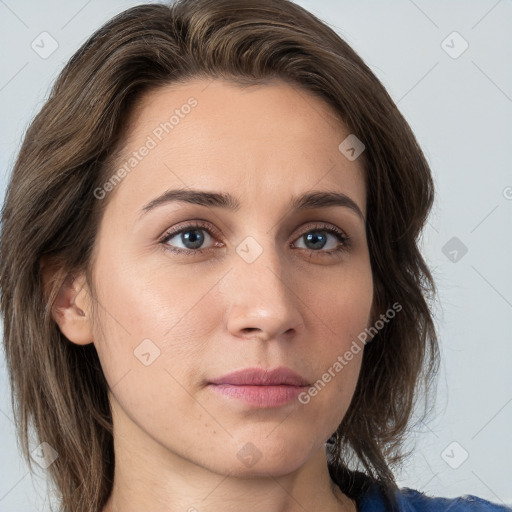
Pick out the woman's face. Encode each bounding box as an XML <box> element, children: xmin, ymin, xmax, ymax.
<box><xmin>85</xmin><ymin>78</ymin><xmax>374</xmax><ymax>476</ymax></box>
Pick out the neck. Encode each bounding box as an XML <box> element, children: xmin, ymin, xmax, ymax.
<box><xmin>103</xmin><ymin>421</ymin><xmax>355</xmax><ymax>512</ymax></box>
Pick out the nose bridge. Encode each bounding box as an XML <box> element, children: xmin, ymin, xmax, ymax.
<box><xmin>224</xmin><ymin>231</ymin><xmax>303</xmax><ymax>339</ymax></box>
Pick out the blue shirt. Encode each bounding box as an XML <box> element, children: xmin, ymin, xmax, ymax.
<box><xmin>331</xmin><ymin>468</ymin><xmax>512</xmax><ymax>512</ymax></box>
<box><xmin>355</xmin><ymin>477</ymin><xmax>512</xmax><ymax>512</ymax></box>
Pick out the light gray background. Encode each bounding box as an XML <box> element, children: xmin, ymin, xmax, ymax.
<box><xmin>1</xmin><ymin>0</ymin><xmax>511</xmax><ymax>510</ymax></box>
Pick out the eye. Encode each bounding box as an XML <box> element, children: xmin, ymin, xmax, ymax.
<box><xmin>292</xmin><ymin>223</ymin><xmax>351</xmax><ymax>257</ymax></box>
<box><xmin>159</xmin><ymin>221</ymin><xmax>351</xmax><ymax>257</ymax></box>
<box><xmin>159</xmin><ymin>221</ymin><xmax>221</xmax><ymax>255</ymax></box>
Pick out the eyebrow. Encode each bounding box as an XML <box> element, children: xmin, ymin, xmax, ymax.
<box><xmin>140</xmin><ymin>188</ymin><xmax>365</xmax><ymax>221</ymax></box>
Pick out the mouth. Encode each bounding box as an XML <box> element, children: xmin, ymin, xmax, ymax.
<box><xmin>207</xmin><ymin>366</ymin><xmax>310</xmax><ymax>408</ymax></box>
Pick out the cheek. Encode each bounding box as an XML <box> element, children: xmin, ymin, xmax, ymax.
<box><xmin>89</xmin><ymin>246</ymin><xmax>223</xmax><ymax>385</ymax></box>
<box><xmin>89</xmin><ymin>256</ymin><xmax>214</xmax><ymax>437</ymax></box>
<box><xmin>314</xmin><ymin>259</ymin><xmax>374</xmax><ymax>342</ymax></box>
<box><xmin>297</xmin><ymin>260</ymin><xmax>372</xmax><ymax>406</ymax></box>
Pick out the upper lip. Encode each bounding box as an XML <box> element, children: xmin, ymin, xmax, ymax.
<box><xmin>208</xmin><ymin>366</ymin><xmax>310</xmax><ymax>386</ymax></box>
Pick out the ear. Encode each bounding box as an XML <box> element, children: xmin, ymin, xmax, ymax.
<box><xmin>41</xmin><ymin>259</ymin><xmax>94</xmax><ymax>346</ymax></box>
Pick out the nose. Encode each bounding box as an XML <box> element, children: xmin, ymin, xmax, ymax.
<box><xmin>224</xmin><ymin>243</ymin><xmax>304</xmax><ymax>342</ymax></box>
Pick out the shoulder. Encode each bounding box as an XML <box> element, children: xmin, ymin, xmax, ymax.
<box><xmin>330</xmin><ymin>466</ymin><xmax>511</xmax><ymax>512</ymax></box>
<box><xmin>394</xmin><ymin>487</ymin><xmax>512</xmax><ymax>512</ymax></box>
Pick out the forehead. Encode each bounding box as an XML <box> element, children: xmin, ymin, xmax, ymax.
<box><xmin>105</xmin><ymin>77</ymin><xmax>366</xmax><ymax>217</ymax></box>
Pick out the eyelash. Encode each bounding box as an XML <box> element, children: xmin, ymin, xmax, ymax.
<box><xmin>159</xmin><ymin>220</ymin><xmax>351</xmax><ymax>258</ymax></box>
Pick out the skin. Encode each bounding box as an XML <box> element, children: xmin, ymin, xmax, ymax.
<box><xmin>49</xmin><ymin>77</ymin><xmax>375</xmax><ymax>512</ymax></box>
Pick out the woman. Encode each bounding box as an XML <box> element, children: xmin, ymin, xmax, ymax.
<box><xmin>0</xmin><ymin>1</ymin><xmax>509</xmax><ymax>511</ymax></box>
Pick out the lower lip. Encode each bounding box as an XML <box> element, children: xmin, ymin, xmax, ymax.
<box><xmin>208</xmin><ymin>384</ymin><xmax>308</xmax><ymax>408</ymax></box>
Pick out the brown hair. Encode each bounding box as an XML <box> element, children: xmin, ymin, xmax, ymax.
<box><xmin>0</xmin><ymin>1</ymin><xmax>439</xmax><ymax>511</ymax></box>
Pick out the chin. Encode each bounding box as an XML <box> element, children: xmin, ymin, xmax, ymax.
<box><xmin>221</xmin><ymin>456</ymin><xmax>310</xmax><ymax>479</ymax></box>
<box><xmin>212</xmin><ymin>435</ymin><xmax>315</xmax><ymax>478</ymax></box>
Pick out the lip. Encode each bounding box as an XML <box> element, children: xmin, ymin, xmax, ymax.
<box><xmin>208</xmin><ymin>366</ymin><xmax>310</xmax><ymax>386</ymax></box>
<box><xmin>207</xmin><ymin>366</ymin><xmax>310</xmax><ymax>408</ymax></box>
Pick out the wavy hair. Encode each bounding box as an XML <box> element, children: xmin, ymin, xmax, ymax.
<box><xmin>0</xmin><ymin>1</ymin><xmax>440</xmax><ymax>510</ymax></box>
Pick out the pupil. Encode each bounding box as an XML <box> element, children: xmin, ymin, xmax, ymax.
<box><xmin>305</xmin><ymin>232</ymin><xmax>326</xmax><ymax>250</ymax></box>
<box><xmin>182</xmin><ymin>230</ymin><xmax>204</xmax><ymax>249</ymax></box>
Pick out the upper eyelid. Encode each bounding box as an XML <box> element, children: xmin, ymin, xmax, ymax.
<box><xmin>160</xmin><ymin>220</ymin><xmax>348</xmax><ymax>244</ymax></box>
<box><xmin>159</xmin><ymin>221</ymin><xmax>220</xmax><ymax>242</ymax></box>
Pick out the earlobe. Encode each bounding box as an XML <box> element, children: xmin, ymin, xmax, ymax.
<box><xmin>42</xmin><ymin>262</ymin><xmax>94</xmax><ymax>346</ymax></box>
